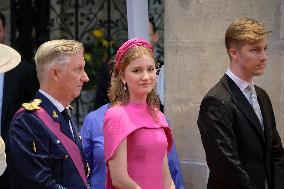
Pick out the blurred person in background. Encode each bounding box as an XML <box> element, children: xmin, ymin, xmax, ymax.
<box><xmin>0</xmin><ymin>13</ymin><xmax>39</xmax><ymax>188</ymax></box>
<box><xmin>0</xmin><ymin>43</ymin><xmax>23</xmax><ymax>177</ymax></box>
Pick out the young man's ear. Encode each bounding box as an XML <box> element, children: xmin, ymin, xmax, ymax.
<box><xmin>229</xmin><ymin>48</ymin><xmax>239</xmax><ymax>62</ymax></box>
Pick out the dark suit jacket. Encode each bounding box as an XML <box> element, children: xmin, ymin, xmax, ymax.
<box><xmin>197</xmin><ymin>75</ymin><xmax>284</xmax><ymax>189</ymax></box>
<box><xmin>0</xmin><ymin>60</ymin><xmax>39</xmax><ymax>189</ymax></box>
<box><xmin>1</xmin><ymin>60</ymin><xmax>39</xmax><ymax>142</ymax></box>
<box><xmin>7</xmin><ymin>91</ymin><xmax>87</xmax><ymax>189</ymax></box>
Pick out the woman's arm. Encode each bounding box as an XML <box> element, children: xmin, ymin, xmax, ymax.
<box><xmin>163</xmin><ymin>155</ymin><xmax>175</xmax><ymax>189</ymax></box>
<box><xmin>108</xmin><ymin>138</ymin><xmax>141</xmax><ymax>189</ymax></box>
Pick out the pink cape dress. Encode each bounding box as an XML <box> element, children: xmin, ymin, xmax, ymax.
<box><xmin>104</xmin><ymin>102</ymin><xmax>173</xmax><ymax>189</ymax></box>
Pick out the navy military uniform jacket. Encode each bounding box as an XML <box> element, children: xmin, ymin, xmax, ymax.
<box><xmin>7</xmin><ymin>91</ymin><xmax>87</xmax><ymax>189</ymax></box>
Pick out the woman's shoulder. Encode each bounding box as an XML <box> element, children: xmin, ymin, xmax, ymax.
<box><xmin>154</xmin><ymin>109</ymin><xmax>170</xmax><ymax>127</ymax></box>
<box><xmin>104</xmin><ymin>104</ymin><xmax>126</xmax><ymax>120</ymax></box>
<box><xmin>155</xmin><ymin>108</ymin><xmax>166</xmax><ymax>118</ymax></box>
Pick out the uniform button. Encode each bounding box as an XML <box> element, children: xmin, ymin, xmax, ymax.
<box><xmin>64</xmin><ymin>155</ymin><xmax>69</xmax><ymax>159</ymax></box>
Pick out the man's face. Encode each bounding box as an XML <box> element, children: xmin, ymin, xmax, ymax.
<box><xmin>57</xmin><ymin>50</ymin><xmax>89</xmax><ymax>101</ymax></box>
<box><xmin>0</xmin><ymin>20</ymin><xmax>6</xmax><ymax>43</ymax></box>
<box><xmin>233</xmin><ymin>38</ymin><xmax>268</xmax><ymax>81</ymax></box>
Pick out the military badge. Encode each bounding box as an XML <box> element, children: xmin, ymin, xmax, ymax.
<box><xmin>52</xmin><ymin>111</ymin><xmax>58</xmax><ymax>119</ymax></box>
<box><xmin>22</xmin><ymin>99</ymin><xmax>42</xmax><ymax>111</ymax></box>
<box><xmin>85</xmin><ymin>162</ymin><xmax>90</xmax><ymax>177</ymax></box>
<box><xmin>77</xmin><ymin>132</ymin><xmax>82</xmax><ymax>140</ymax></box>
<box><xmin>32</xmin><ymin>141</ymin><xmax>37</xmax><ymax>153</ymax></box>
<box><xmin>57</xmin><ymin>185</ymin><xmax>67</xmax><ymax>189</ymax></box>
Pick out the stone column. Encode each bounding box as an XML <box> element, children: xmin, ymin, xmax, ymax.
<box><xmin>164</xmin><ymin>0</ymin><xmax>284</xmax><ymax>188</ymax></box>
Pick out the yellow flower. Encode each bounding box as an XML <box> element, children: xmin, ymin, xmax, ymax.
<box><xmin>92</xmin><ymin>29</ymin><xmax>104</xmax><ymax>39</ymax></box>
<box><xmin>102</xmin><ymin>39</ymin><xmax>109</xmax><ymax>48</ymax></box>
<box><xmin>84</xmin><ymin>53</ymin><xmax>92</xmax><ymax>62</ymax></box>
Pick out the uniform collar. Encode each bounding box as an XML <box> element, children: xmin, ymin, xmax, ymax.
<box><xmin>39</xmin><ymin>89</ymin><xmax>65</xmax><ymax>112</ymax></box>
<box><xmin>34</xmin><ymin>91</ymin><xmax>63</xmax><ymax>122</ymax></box>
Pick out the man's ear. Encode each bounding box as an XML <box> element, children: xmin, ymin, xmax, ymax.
<box><xmin>229</xmin><ymin>48</ymin><xmax>239</xmax><ymax>62</ymax></box>
<box><xmin>49</xmin><ymin>66</ymin><xmax>60</xmax><ymax>81</ymax></box>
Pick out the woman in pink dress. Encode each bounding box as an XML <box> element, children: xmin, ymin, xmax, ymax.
<box><xmin>103</xmin><ymin>38</ymin><xmax>175</xmax><ymax>189</ymax></box>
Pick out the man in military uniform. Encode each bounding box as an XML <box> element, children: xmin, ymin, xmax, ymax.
<box><xmin>7</xmin><ymin>39</ymin><xmax>89</xmax><ymax>189</ymax></box>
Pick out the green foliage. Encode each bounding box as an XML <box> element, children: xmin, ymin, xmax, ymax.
<box><xmin>83</xmin><ymin>28</ymin><xmax>114</xmax><ymax>90</ymax></box>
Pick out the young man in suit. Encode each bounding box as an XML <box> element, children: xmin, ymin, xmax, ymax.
<box><xmin>197</xmin><ymin>18</ymin><xmax>284</xmax><ymax>189</ymax></box>
<box><xmin>7</xmin><ymin>39</ymin><xmax>90</xmax><ymax>189</ymax></box>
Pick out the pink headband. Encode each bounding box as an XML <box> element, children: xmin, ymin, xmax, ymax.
<box><xmin>115</xmin><ymin>38</ymin><xmax>153</xmax><ymax>72</ymax></box>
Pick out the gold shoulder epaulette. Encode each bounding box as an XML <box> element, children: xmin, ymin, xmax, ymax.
<box><xmin>22</xmin><ymin>99</ymin><xmax>42</xmax><ymax>111</ymax></box>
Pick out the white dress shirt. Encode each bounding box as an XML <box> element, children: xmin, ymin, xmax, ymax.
<box><xmin>226</xmin><ymin>69</ymin><xmax>252</xmax><ymax>103</ymax></box>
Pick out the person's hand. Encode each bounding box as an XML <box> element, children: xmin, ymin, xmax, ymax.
<box><xmin>0</xmin><ymin>137</ymin><xmax>7</xmax><ymax>175</ymax></box>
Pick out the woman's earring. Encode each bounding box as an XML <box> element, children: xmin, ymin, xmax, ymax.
<box><xmin>123</xmin><ymin>81</ymin><xmax>127</xmax><ymax>90</ymax></box>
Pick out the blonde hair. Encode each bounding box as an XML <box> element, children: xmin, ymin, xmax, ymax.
<box><xmin>34</xmin><ymin>39</ymin><xmax>83</xmax><ymax>84</ymax></box>
<box><xmin>225</xmin><ymin>18</ymin><xmax>270</xmax><ymax>57</ymax></box>
<box><xmin>108</xmin><ymin>46</ymin><xmax>160</xmax><ymax>113</ymax></box>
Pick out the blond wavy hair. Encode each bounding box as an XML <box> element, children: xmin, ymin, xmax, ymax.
<box><xmin>108</xmin><ymin>46</ymin><xmax>160</xmax><ymax>113</ymax></box>
<box><xmin>225</xmin><ymin>18</ymin><xmax>270</xmax><ymax>59</ymax></box>
<box><xmin>34</xmin><ymin>39</ymin><xmax>83</xmax><ymax>84</ymax></box>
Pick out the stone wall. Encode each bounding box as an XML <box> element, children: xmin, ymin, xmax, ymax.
<box><xmin>164</xmin><ymin>0</ymin><xmax>284</xmax><ymax>188</ymax></box>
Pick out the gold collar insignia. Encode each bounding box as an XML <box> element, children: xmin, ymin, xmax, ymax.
<box><xmin>52</xmin><ymin>111</ymin><xmax>58</xmax><ymax>119</ymax></box>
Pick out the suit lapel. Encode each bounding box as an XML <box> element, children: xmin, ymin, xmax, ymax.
<box><xmin>255</xmin><ymin>87</ymin><xmax>272</xmax><ymax>149</ymax></box>
<box><xmin>221</xmin><ymin>75</ymin><xmax>265</xmax><ymax>141</ymax></box>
